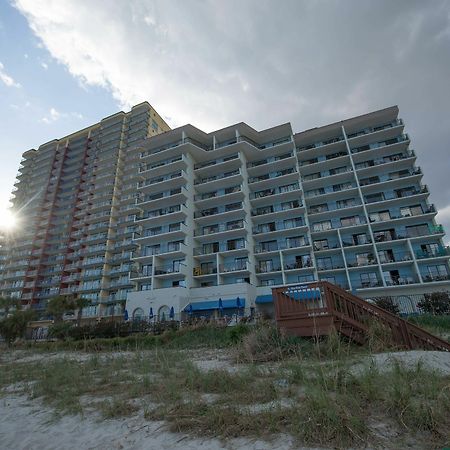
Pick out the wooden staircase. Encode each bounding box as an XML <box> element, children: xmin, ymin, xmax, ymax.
<box><xmin>272</xmin><ymin>282</ymin><xmax>450</xmax><ymax>351</ymax></box>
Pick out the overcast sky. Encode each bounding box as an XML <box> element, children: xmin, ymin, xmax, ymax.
<box><xmin>1</xmin><ymin>0</ymin><xmax>449</xmax><ymax>243</ymax></box>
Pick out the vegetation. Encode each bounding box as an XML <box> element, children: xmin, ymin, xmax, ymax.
<box><xmin>1</xmin><ymin>328</ymin><xmax>449</xmax><ymax>448</ymax></box>
<box><xmin>417</xmin><ymin>291</ymin><xmax>450</xmax><ymax>315</ymax></box>
<box><xmin>373</xmin><ymin>296</ymin><xmax>400</xmax><ymax>315</ymax></box>
<box><xmin>0</xmin><ymin>308</ymin><xmax>36</xmax><ymax>345</ymax></box>
<box><xmin>45</xmin><ymin>295</ymin><xmax>92</xmax><ymax>324</ymax></box>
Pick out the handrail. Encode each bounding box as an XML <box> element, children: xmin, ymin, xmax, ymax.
<box><xmin>273</xmin><ymin>281</ymin><xmax>450</xmax><ymax>351</ymax></box>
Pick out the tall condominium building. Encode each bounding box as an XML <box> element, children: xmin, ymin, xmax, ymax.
<box><xmin>0</xmin><ymin>102</ymin><xmax>170</xmax><ymax>316</ymax></box>
<box><xmin>1</xmin><ymin>104</ymin><xmax>449</xmax><ymax>321</ymax></box>
<box><xmin>125</xmin><ymin>105</ymin><xmax>449</xmax><ymax>320</ymax></box>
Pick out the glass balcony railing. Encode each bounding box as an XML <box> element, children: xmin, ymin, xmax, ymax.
<box><xmin>195</xmin><ymin>221</ymin><xmax>245</xmax><ymax>236</ymax></box>
<box><xmin>415</xmin><ymin>246</ymin><xmax>450</xmax><ymax>259</ymax></box>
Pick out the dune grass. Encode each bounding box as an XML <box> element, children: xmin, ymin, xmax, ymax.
<box><xmin>1</xmin><ymin>325</ymin><xmax>449</xmax><ymax>448</ymax></box>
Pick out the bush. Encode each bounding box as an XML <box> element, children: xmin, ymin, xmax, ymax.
<box><xmin>417</xmin><ymin>292</ymin><xmax>450</xmax><ymax>315</ymax></box>
<box><xmin>48</xmin><ymin>322</ymin><xmax>74</xmax><ymax>340</ymax></box>
<box><xmin>0</xmin><ymin>309</ymin><xmax>36</xmax><ymax>345</ymax></box>
<box><xmin>373</xmin><ymin>297</ymin><xmax>400</xmax><ymax>315</ymax></box>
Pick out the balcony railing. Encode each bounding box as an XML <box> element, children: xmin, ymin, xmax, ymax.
<box><xmin>422</xmin><ymin>274</ymin><xmax>450</xmax><ymax>283</ymax></box>
<box><xmin>195</xmin><ymin>221</ymin><xmax>245</xmax><ymax>236</ymax></box>
<box><xmin>254</xmin><ymin>239</ymin><xmax>309</xmax><ymax>253</ymax></box>
<box><xmin>195</xmin><ymin>169</ymin><xmax>240</xmax><ymax>185</ymax></box>
<box><xmin>416</xmin><ymin>247</ymin><xmax>450</xmax><ymax>259</ymax></box>
<box><xmin>351</xmin><ymin>134</ymin><xmax>409</xmax><ymax>154</ymax></box>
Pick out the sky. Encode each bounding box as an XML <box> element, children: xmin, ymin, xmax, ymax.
<box><xmin>0</xmin><ymin>0</ymin><xmax>449</xmax><ymax>243</ymax></box>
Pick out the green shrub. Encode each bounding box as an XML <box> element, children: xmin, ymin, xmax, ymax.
<box><xmin>417</xmin><ymin>292</ymin><xmax>450</xmax><ymax>315</ymax></box>
<box><xmin>48</xmin><ymin>322</ymin><xmax>74</xmax><ymax>340</ymax></box>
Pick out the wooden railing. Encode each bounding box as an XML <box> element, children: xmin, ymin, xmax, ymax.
<box><xmin>272</xmin><ymin>282</ymin><xmax>450</xmax><ymax>351</ymax></box>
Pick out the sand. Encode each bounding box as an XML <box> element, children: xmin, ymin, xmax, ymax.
<box><xmin>0</xmin><ymin>395</ymin><xmax>321</xmax><ymax>450</ymax></box>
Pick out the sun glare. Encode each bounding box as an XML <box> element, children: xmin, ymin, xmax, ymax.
<box><xmin>0</xmin><ymin>208</ymin><xmax>18</xmax><ymax>231</ymax></box>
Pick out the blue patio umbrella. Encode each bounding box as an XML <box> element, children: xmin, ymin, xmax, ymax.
<box><xmin>149</xmin><ymin>307</ymin><xmax>154</xmax><ymax>319</ymax></box>
<box><xmin>123</xmin><ymin>309</ymin><xmax>129</xmax><ymax>321</ymax></box>
<box><xmin>169</xmin><ymin>306</ymin><xmax>175</xmax><ymax>319</ymax></box>
<box><xmin>218</xmin><ymin>297</ymin><xmax>223</xmax><ymax>316</ymax></box>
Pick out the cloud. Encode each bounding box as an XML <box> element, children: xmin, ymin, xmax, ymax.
<box><xmin>40</xmin><ymin>107</ymin><xmax>83</xmax><ymax>123</ymax></box>
<box><xmin>11</xmin><ymin>0</ymin><xmax>450</xmax><ymax>242</ymax></box>
<box><xmin>40</xmin><ymin>61</ymin><xmax>48</xmax><ymax>69</ymax></box>
<box><xmin>40</xmin><ymin>107</ymin><xmax>60</xmax><ymax>124</ymax></box>
<box><xmin>0</xmin><ymin>61</ymin><xmax>21</xmax><ymax>88</ymax></box>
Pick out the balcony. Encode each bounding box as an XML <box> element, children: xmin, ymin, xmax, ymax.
<box><xmin>194</xmin><ymin>241</ymin><xmax>248</xmax><ymax>256</ymax></box>
<box><xmin>194</xmin><ymin>202</ymin><xmax>244</xmax><ymax>219</ymax></box>
<box><xmin>416</xmin><ymin>247</ymin><xmax>450</xmax><ymax>259</ymax></box>
<box><xmin>351</xmin><ymin>134</ymin><xmax>409</xmax><ymax>154</ymax></box>
<box><xmin>251</xmin><ymin>183</ymin><xmax>300</xmax><ymax>201</ymax></box>
<box><xmin>297</xmin><ymin>135</ymin><xmax>344</xmax><ymax>152</ymax></box>
<box><xmin>193</xmin><ymin>266</ymin><xmax>217</xmax><ymax>276</ymax></box>
<box><xmin>384</xmin><ymin>276</ymin><xmax>419</xmax><ymax>286</ymax></box>
<box><xmin>219</xmin><ymin>261</ymin><xmax>249</xmax><ymax>273</ymax></box>
<box><xmin>254</xmin><ymin>239</ymin><xmax>309</xmax><ymax>254</ymax></box>
<box><xmin>256</xmin><ymin>264</ymin><xmax>282</xmax><ymax>274</ymax></box>
<box><xmin>284</xmin><ymin>260</ymin><xmax>313</xmax><ymax>271</ymax></box>
<box><xmin>195</xmin><ymin>169</ymin><xmax>241</xmax><ymax>186</ymax></box>
<box><xmin>154</xmin><ymin>263</ymin><xmax>186</xmax><ymax>276</ymax></box>
<box><xmin>253</xmin><ymin>220</ymin><xmax>304</xmax><ymax>235</ymax></box>
<box><xmin>248</xmin><ymin>168</ymin><xmax>297</xmax><ymax>185</ymax></box>
<box><xmin>422</xmin><ymin>274</ymin><xmax>450</xmax><ymax>283</ymax></box>
<box><xmin>195</xmin><ymin>221</ymin><xmax>245</xmax><ymax>237</ymax></box>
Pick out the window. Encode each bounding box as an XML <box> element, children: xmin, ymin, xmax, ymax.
<box><xmin>259</xmin><ymin>222</ymin><xmax>276</xmax><ymax>233</ymax></box>
<box><xmin>355</xmin><ymin>252</ymin><xmax>374</xmax><ymax>266</ymax></box>
<box><xmin>227</xmin><ymin>238</ymin><xmax>245</xmax><ymax>250</ymax></box>
<box><xmin>256</xmin><ymin>205</ymin><xmax>274</xmax><ymax>215</ymax></box>
<box><xmin>336</xmin><ymin>199</ymin><xmax>357</xmax><ymax>209</ymax></box>
<box><xmin>203</xmin><ymin>224</ymin><xmax>218</xmax><ymax>235</ymax></box>
<box><xmin>235</xmin><ymin>257</ymin><xmax>248</xmax><ymax>270</ymax></box>
<box><xmin>406</xmin><ymin>224</ymin><xmax>429</xmax><ymax>238</ymax></box>
<box><xmin>203</xmin><ymin>242</ymin><xmax>219</xmax><ymax>254</ymax></box>
<box><xmin>261</xmin><ymin>240</ymin><xmax>278</xmax><ymax>252</ymax></box>
<box><xmin>286</xmin><ymin>236</ymin><xmax>306</xmax><ymax>248</ymax></box>
<box><xmin>365</xmin><ymin>193</ymin><xmax>385</xmax><ymax>203</ymax></box>
<box><xmin>310</xmin><ymin>203</ymin><xmax>329</xmax><ymax>214</ymax></box>
<box><xmin>329</xmin><ymin>166</ymin><xmax>348</xmax><ymax>175</ymax></box>
<box><xmin>284</xmin><ymin>218</ymin><xmax>303</xmax><ymax>229</ymax></box>
<box><xmin>360</xmin><ymin>272</ymin><xmax>379</xmax><ymax>287</ymax></box>
<box><xmin>369</xmin><ymin>210</ymin><xmax>391</xmax><ymax>222</ymax></box>
<box><xmin>200</xmin><ymin>262</ymin><xmax>216</xmax><ymax>275</ymax></box>
<box><xmin>261</xmin><ymin>279</ymin><xmax>275</xmax><ymax>286</ymax></box>
<box><xmin>145</xmin><ymin>244</ymin><xmax>160</xmax><ymax>256</ymax></box>
<box><xmin>225</xmin><ymin>202</ymin><xmax>242</xmax><ymax>212</ymax></box>
<box><xmin>378</xmin><ymin>250</ymin><xmax>394</xmax><ymax>263</ymax></box>
<box><xmin>426</xmin><ymin>265</ymin><xmax>448</xmax><ymax>280</ymax></box>
<box><xmin>279</xmin><ymin>183</ymin><xmax>298</xmax><ymax>193</ymax></box>
<box><xmin>313</xmin><ymin>239</ymin><xmax>329</xmax><ymax>250</ymax></box>
<box><xmin>281</xmin><ymin>200</ymin><xmax>300</xmax><ymax>210</ymax></box>
<box><xmin>313</xmin><ymin>220</ymin><xmax>332</xmax><ymax>232</ymax></box>
<box><xmin>227</xmin><ymin>220</ymin><xmax>243</xmax><ymax>230</ymax></box>
<box><xmin>258</xmin><ymin>260</ymin><xmax>275</xmax><ymax>273</ymax></box>
<box><xmin>140</xmin><ymin>283</ymin><xmax>152</xmax><ymax>291</ymax></box>
<box><xmin>333</xmin><ymin>182</ymin><xmax>353</xmax><ymax>192</ymax></box>
<box><xmin>359</xmin><ymin>176</ymin><xmax>380</xmax><ymax>186</ymax></box>
<box><xmin>316</xmin><ymin>257</ymin><xmax>332</xmax><ymax>270</ymax></box>
<box><xmin>340</xmin><ymin>216</ymin><xmax>361</xmax><ymax>227</ymax></box>
<box><xmin>400</xmin><ymin>205</ymin><xmax>423</xmax><ymax>217</ymax></box>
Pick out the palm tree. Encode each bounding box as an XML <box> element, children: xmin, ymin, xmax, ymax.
<box><xmin>0</xmin><ymin>297</ymin><xmax>19</xmax><ymax>317</ymax></box>
<box><xmin>74</xmin><ymin>297</ymin><xmax>91</xmax><ymax>327</ymax></box>
<box><xmin>46</xmin><ymin>295</ymin><xmax>73</xmax><ymax>322</ymax></box>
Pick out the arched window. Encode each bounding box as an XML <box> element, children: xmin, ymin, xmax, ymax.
<box><xmin>133</xmin><ymin>307</ymin><xmax>145</xmax><ymax>321</ymax></box>
<box><xmin>158</xmin><ymin>305</ymin><xmax>170</xmax><ymax>322</ymax></box>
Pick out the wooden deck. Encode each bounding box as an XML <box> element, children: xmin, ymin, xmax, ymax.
<box><xmin>273</xmin><ymin>282</ymin><xmax>450</xmax><ymax>351</ymax></box>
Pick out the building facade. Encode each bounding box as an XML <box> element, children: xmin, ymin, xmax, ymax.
<box><xmin>1</xmin><ymin>105</ymin><xmax>449</xmax><ymax>320</ymax></box>
<box><xmin>0</xmin><ymin>102</ymin><xmax>170</xmax><ymax>317</ymax></box>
